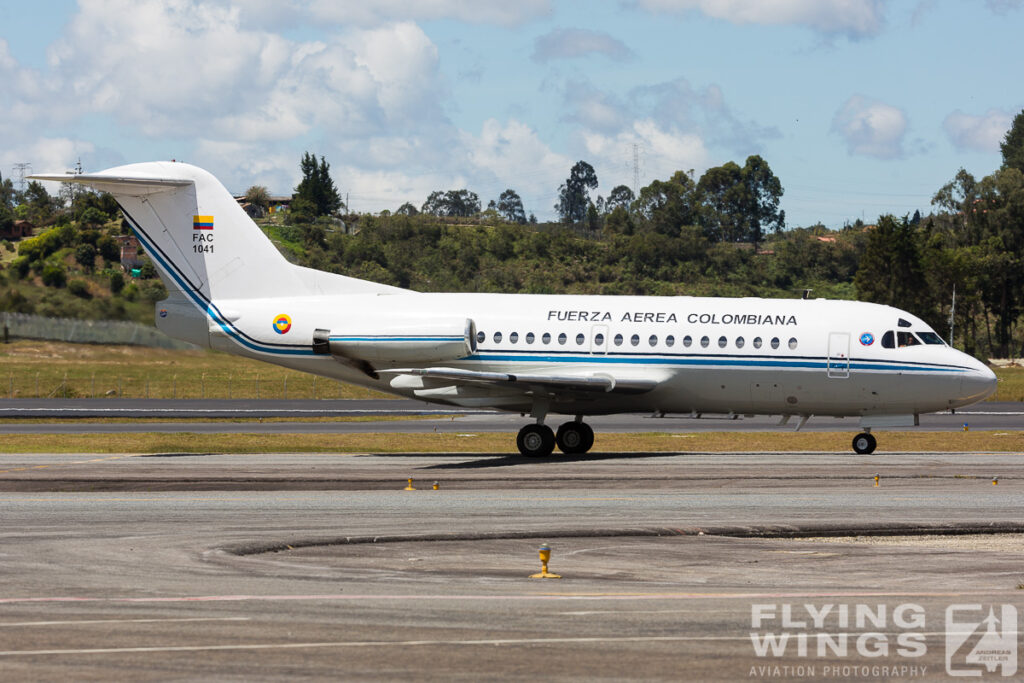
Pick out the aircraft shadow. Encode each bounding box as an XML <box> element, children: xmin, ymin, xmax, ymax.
<box><xmin>419</xmin><ymin>452</ymin><xmax>682</xmax><ymax>469</ymax></box>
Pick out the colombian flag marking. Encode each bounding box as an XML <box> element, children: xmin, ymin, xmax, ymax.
<box><xmin>193</xmin><ymin>215</ymin><xmax>214</xmax><ymax>230</ymax></box>
<box><xmin>273</xmin><ymin>314</ymin><xmax>292</xmax><ymax>335</ymax></box>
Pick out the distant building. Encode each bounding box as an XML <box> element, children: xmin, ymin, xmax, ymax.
<box><xmin>1</xmin><ymin>219</ymin><xmax>34</xmax><ymax>240</ymax></box>
<box><xmin>116</xmin><ymin>235</ymin><xmax>143</xmax><ymax>272</ymax></box>
<box><xmin>233</xmin><ymin>195</ymin><xmax>292</xmax><ymax>216</ymax></box>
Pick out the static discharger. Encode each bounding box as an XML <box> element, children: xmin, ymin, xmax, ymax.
<box><xmin>529</xmin><ymin>543</ymin><xmax>562</xmax><ymax>579</ymax></box>
<box><xmin>874</xmin><ymin>473</ymin><xmax>880</xmax><ymax>487</ymax></box>
<box><xmin>404</xmin><ymin>478</ymin><xmax>415</xmax><ymax>491</ymax></box>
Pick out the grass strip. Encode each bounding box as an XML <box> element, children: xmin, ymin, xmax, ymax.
<box><xmin>0</xmin><ymin>431</ymin><xmax>1019</xmax><ymax>454</ymax></box>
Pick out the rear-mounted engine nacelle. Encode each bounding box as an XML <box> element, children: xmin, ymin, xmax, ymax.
<box><xmin>312</xmin><ymin>318</ymin><xmax>477</xmax><ymax>364</ymax></box>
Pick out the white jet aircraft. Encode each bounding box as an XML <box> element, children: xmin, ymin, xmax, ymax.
<box><xmin>33</xmin><ymin>162</ymin><xmax>997</xmax><ymax>456</ymax></box>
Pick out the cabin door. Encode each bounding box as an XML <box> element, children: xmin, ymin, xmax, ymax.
<box><xmin>827</xmin><ymin>332</ymin><xmax>850</xmax><ymax>378</ymax></box>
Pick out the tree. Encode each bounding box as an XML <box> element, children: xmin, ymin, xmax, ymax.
<box><xmin>292</xmin><ymin>152</ymin><xmax>343</xmax><ymax>218</ymax></box>
<box><xmin>22</xmin><ymin>181</ymin><xmax>59</xmax><ymax>223</ymax></box>
<box><xmin>605</xmin><ymin>185</ymin><xmax>635</xmax><ymax>213</ymax></box>
<box><xmin>420</xmin><ymin>189</ymin><xmax>480</xmax><ymax>217</ymax></box>
<box><xmin>854</xmin><ymin>215</ymin><xmax>928</xmax><ymax>314</ymax></box>
<box><xmin>496</xmin><ymin>189</ymin><xmax>526</xmax><ymax>224</ymax></box>
<box><xmin>1000</xmin><ymin>109</ymin><xmax>1024</xmax><ymax>175</ymax></box>
<box><xmin>695</xmin><ymin>155</ymin><xmax>784</xmax><ymax>250</ymax></box>
<box><xmin>395</xmin><ymin>202</ymin><xmax>419</xmax><ymax>216</ymax></box>
<box><xmin>633</xmin><ymin>171</ymin><xmax>696</xmax><ymax>237</ymax></box>
<box><xmin>1</xmin><ymin>172</ymin><xmax>18</xmax><ymax>209</ymax></box>
<box><xmin>555</xmin><ymin>161</ymin><xmax>598</xmax><ymax>225</ymax></box>
<box><xmin>245</xmin><ymin>185</ymin><xmax>270</xmax><ymax>212</ymax></box>
<box><xmin>74</xmin><ymin>243</ymin><xmax>97</xmax><ymax>272</ymax></box>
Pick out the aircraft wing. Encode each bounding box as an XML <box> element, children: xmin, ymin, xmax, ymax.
<box><xmin>379</xmin><ymin>367</ymin><xmax>660</xmax><ymax>395</ymax></box>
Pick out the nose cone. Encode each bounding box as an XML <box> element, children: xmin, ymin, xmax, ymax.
<box><xmin>957</xmin><ymin>358</ymin><xmax>997</xmax><ymax>407</ymax></box>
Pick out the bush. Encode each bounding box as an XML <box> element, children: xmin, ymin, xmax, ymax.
<box><xmin>68</xmin><ymin>279</ymin><xmax>92</xmax><ymax>299</ymax></box>
<box><xmin>41</xmin><ymin>263</ymin><xmax>67</xmax><ymax>288</ymax></box>
<box><xmin>75</xmin><ymin>243</ymin><xmax>97</xmax><ymax>271</ymax></box>
<box><xmin>109</xmin><ymin>271</ymin><xmax>125</xmax><ymax>294</ymax></box>
<box><xmin>10</xmin><ymin>256</ymin><xmax>30</xmax><ymax>280</ymax></box>
<box><xmin>138</xmin><ymin>260</ymin><xmax>157</xmax><ymax>279</ymax></box>
<box><xmin>97</xmin><ymin>235</ymin><xmax>120</xmax><ymax>263</ymax></box>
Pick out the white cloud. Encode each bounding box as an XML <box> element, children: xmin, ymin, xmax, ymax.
<box><xmin>229</xmin><ymin>0</ymin><xmax>551</xmax><ymax>28</ymax></box>
<box><xmin>532</xmin><ymin>28</ymin><xmax>635</xmax><ymax>62</ymax></box>
<box><xmin>633</xmin><ymin>0</ymin><xmax>884</xmax><ymax>38</ymax></box>
<box><xmin>582</xmin><ymin>119</ymin><xmax>710</xmax><ymax>191</ymax></box>
<box><xmin>44</xmin><ymin>2</ymin><xmax>447</xmax><ymax>142</ymax></box>
<box><xmin>943</xmin><ymin>109</ymin><xmax>1012</xmax><ymax>152</ymax></box>
<box><xmin>831</xmin><ymin>95</ymin><xmax>908</xmax><ymax>159</ymax></box>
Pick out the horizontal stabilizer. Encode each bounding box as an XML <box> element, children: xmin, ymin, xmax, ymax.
<box><xmin>29</xmin><ymin>173</ymin><xmax>192</xmax><ymax>196</ymax></box>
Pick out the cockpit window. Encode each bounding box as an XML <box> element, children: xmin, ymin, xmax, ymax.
<box><xmin>881</xmin><ymin>331</ymin><xmax>895</xmax><ymax>349</ymax></box>
<box><xmin>917</xmin><ymin>331</ymin><xmax>945</xmax><ymax>345</ymax></box>
<box><xmin>897</xmin><ymin>331</ymin><xmax>921</xmax><ymax>347</ymax></box>
<box><xmin>897</xmin><ymin>318</ymin><xmax>912</xmax><ymax>328</ymax></box>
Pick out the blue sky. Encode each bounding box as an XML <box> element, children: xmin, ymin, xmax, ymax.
<box><xmin>0</xmin><ymin>0</ymin><xmax>1020</xmax><ymax>228</ymax></box>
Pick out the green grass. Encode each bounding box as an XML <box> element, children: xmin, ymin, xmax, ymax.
<box><xmin>0</xmin><ymin>340</ymin><xmax>387</xmax><ymax>399</ymax></box>
<box><xmin>0</xmin><ymin>430</ymin><xmax>1019</xmax><ymax>455</ymax></box>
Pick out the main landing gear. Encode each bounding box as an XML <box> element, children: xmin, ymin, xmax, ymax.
<box><xmin>516</xmin><ymin>418</ymin><xmax>594</xmax><ymax>457</ymax></box>
<box><xmin>852</xmin><ymin>431</ymin><xmax>877</xmax><ymax>454</ymax></box>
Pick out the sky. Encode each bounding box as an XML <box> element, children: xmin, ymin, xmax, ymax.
<box><xmin>0</xmin><ymin>0</ymin><xmax>1020</xmax><ymax>228</ymax></box>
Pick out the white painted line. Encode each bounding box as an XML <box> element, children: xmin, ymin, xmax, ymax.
<box><xmin>0</xmin><ymin>631</ymin><xmax>1015</xmax><ymax>657</ymax></box>
<box><xmin>0</xmin><ymin>617</ymin><xmax>250</xmax><ymax>627</ymax></box>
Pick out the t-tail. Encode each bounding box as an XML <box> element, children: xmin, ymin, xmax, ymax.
<box><xmin>32</xmin><ymin>162</ymin><xmax>401</xmax><ymax>347</ymax></box>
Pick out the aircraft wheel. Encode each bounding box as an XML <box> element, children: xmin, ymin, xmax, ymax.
<box><xmin>517</xmin><ymin>424</ymin><xmax>555</xmax><ymax>457</ymax></box>
<box><xmin>852</xmin><ymin>432</ymin><xmax>877</xmax><ymax>455</ymax></box>
<box><xmin>556</xmin><ymin>421</ymin><xmax>595</xmax><ymax>454</ymax></box>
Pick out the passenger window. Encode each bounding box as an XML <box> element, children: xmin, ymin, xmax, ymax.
<box><xmin>557</xmin><ymin>333</ymin><xmax>567</xmax><ymax>345</ymax></box>
<box><xmin>649</xmin><ymin>335</ymin><xmax>658</xmax><ymax>347</ymax></box>
<box><xmin>594</xmin><ymin>333</ymin><xmax>605</xmax><ymax>346</ymax></box>
<box><xmin>753</xmin><ymin>337</ymin><xmax>762</xmax><ymax>349</ymax></box>
<box><xmin>614</xmin><ymin>333</ymin><xmax>623</xmax><ymax>346</ymax></box>
<box><xmin>493</xmin><ymin>332</ymin><xmax>503</xmax><ymax>343</ymax></box>
<box><xmin>542</xmin><ymin>332</ymin><xmax>551</xmax><ymax>345</ymax></box>
<box><xmin>477</xmin><ymin>331</ymin><xmax>486</xmax><ymax>344</ymax></box>
<box><xmin>718</xmin><ymin>336</ymin><xmax>727</xmax><ymax>348</ymax></box>
<box><xmin>665</xmin><ymin>335</ymin><xmax>675</xmax><ymax>347</ymax></box>
<box><xmin>882</xmin><ymin>331</ymin><xmax>894</xmax><ymax>348</ymax></box>
<box><xmin>683</xmin><ymin>335</ymin><xmax>692</xmax><ymax>348</ymax></box>
<box><xmin>526</xmin><ymin>332</ymin><xmax>535</xmax><ymax>344</ymax></box>
<box><xmin>630</xmin><ymin>334</ymin><xmax>640</xmax><ymax>346</ymax></box>
<box><xmin>576</xmin><ymin>333</ymin><xmax>585</xmax><ymax>345</ymax></box>
<box><xmin>770</xmin><ymin>337</ymin><xmax>780</xmax><ymax>349</ymax></box>
<box><xmin>897</xmin><ymin>331</ymin><xmax>921</xmax><ymax>347</ymax></box>
<box><xmin>700</xmin><ymin>336</ymin><xmax>710</xmax><ymax>348</ymax></box>
<box><xmin>736</xmin><ymin>336</ymin><xmax>745</xmax><ymax>349</ymax></box>
<box><xmin>788</xmin><ymin>337</ymin><xmax>798</xmax><ymax>350</ymax></box>
<box><xmin>509</xmin><ymin>332</ymin><xmax>518</xmax><ymax>344</ymax></box>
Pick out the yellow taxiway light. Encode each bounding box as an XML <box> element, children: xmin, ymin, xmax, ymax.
<box><xmin>404</xmin><ymin>478</ymin><xmax>416</xmax><ymax>491</ymax></box>
<box><xmin>530</xmin><ymin>543</ymin><xmax>562</xmax><ymax>579</ymax></box>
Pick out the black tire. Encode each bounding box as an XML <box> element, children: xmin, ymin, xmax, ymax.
<box><xmin>517</xmin><ymin>424</ymin><xmax>555</xmax><ymax>457</ymax></box>
<box><xmin>556</xmin><ymin>422</ymin><xmax>593</xmax><ymax>454</ymax></box>
<box><xmin>852</xmin><ymin>432</ymin><xmax>877</xmax><ymax>454</ymax></box>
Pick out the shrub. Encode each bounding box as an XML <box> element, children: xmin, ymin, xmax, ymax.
<box><xmin>68</xmin><ymin>279</ymin><xmax>91</xmax><ymax>299</ymax></box>
<box><xmin>109</xmin><ymin>271</ymin><xmax>125</xmax><ymax>294</ymax></box>
<box><xmin>41</xmin><ymin>263</ymin><xmax>67</xmax><ymax>288</ymax></box>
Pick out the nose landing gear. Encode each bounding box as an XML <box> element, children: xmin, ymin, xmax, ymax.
<box><xmin>852</xmin><ymin>431</ymin><xmax>877</xmax><ymax>454</ymax></box>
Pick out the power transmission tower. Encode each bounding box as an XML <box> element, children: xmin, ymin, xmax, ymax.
<box><xmin>13</xmin><ymin>163</ymin><xmax>31</xmax><ymax>193</ymax></box>
<box><xmin>632</xmin><ymin>143</ymin><xmax>640</xmax><ymax>197</ymax></box>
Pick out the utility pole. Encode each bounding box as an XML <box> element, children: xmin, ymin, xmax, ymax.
<box><xmin>12</xmin><ymin>163</ymin><xmax>31</xmax><ymax>193</ymax></box>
